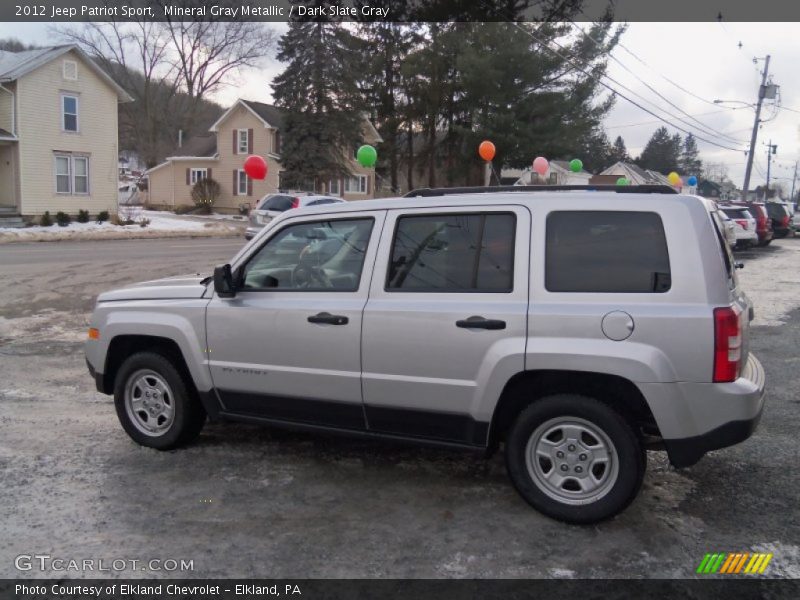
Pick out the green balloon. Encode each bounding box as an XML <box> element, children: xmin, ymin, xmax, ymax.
<box><xmin>616</xmin><ymin>177</ymin><xmax>629</xmax><ymax>186</ymax></box>
<box><xmin>357</xmin><ymin>145</ymin><xmax>377</xmax><ymax>168</ymax></box>
<box><xmin>569</xmin><ymin>158</ymin><xmax>583</xmax><ymax>173</ymax></box>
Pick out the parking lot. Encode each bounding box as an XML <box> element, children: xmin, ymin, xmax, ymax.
<box><xmin>1</xmin><ymin>236</ymin><xmax>799</xmax><ymax>578</ymax></box>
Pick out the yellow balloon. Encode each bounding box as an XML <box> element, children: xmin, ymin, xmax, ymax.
<box><xmin>668</xmin><ymin>171</ymin><xmax>681</xmax><ymax>185</ymax></box>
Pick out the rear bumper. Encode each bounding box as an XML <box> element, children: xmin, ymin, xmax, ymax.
<box><xmin>660</xmin><ymin>354</ymin><xmax>766</xmax><ymax>468</ymax></box>
<box><xmin>244</xmin><ymin>226</ymin><xmax>262</xmax><ymax>240</ymax></box>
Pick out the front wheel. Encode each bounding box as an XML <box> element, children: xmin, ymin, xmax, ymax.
<box><xmin>505</xmin><ymin>394</ymin><xmax>645</xmax><ymax>524</ymax></box>
<box><xmin>113</xmin><ymin>352</ymin><xmax>206</xmax><ymax>450</ymax></box>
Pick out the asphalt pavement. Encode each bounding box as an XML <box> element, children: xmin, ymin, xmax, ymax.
<box><xmin>0</xmin><ymin>236</ymin><xmax>798</xmax><ymax>578</ymax></box>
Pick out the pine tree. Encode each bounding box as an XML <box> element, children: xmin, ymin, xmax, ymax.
<box><xmin>272</xmin><ymin>22</ymin><xmax>366</xmax><ymax>189</ymax></box>
<box><xmin>637</xmin><ymin>127</ymin><xmax>682</xmax><ymax>173</ymax></box>
<box><xmin>609</xmin><ymin>135</ymin><xmax>630</xmax><ymax>163</ymax></box>
<box><xmin>680</xmin><ymin>133</ymin><xmax>703</xmax><ymax>176</ymax></box>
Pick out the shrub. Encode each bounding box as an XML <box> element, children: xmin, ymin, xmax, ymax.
<box><xmin>191</xmin><ymin>178</ymin><xmax>221</xmax><ymax>214</ymax></box>
<box><xmin>96</xmin><ymin>210</ymin><xmax>110</xmax><ymax>223</ymax></box>
<box><xmin>109</xmin><ymin>212</ymin><xmax>123</xmax><ymax>226</ymax></box>
<box><xmin>55</xmin><ymin>211</ymin><xmax>71</xmax><ymax>227</ymax></box>
<box><xmin>138</xmin><ymin>217</ymin><xmax>151</xmax><ymax>228</ymax></box>
<box><xmin>39</xmin><ymin>211</ymin><xmax>53</xmax><ymax>227</ymax></box>
<box><xmin>77</xmin><ymin>209</ymin><xmax>90</xmax><ymax>223</ymax></box>
<box><xmin>174</xmin><ymin>204</ymin><xmax>195</xmax><ymax>215</ymax></box>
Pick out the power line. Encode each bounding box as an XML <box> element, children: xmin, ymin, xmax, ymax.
<box><xmin>508</xmin><ymin>21</ymin><xmax>746</xmax><ymax>153</ymax></box>
<box><xmin>569</xmin><ymin>21</ymin><xmax>748</xmax><ymax>145</ymax></box>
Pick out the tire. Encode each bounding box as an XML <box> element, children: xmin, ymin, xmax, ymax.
<box><xmin>505</xmin><ymin>394</ymin><xmax>645</xmax><ymax>524</ymax></box>
<box><xmin>113</xmin><ymin>351</ymin><xmax>206</xmax><ymax>450</ymax></box>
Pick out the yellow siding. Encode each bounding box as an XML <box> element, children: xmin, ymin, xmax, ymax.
<box><xmin>16</xmin><ymin>50</ymin><xmax>119</xmax><ymax>216</ymax></box>
<box><xmin>0</xmin><ymin>84</ymin><xmax>13</xmax><ymax>134</ymax></box>
<box><xmin>147</xmin><ymin>159</ymin><xmax>218</xmax><ymax>208</ymax></box>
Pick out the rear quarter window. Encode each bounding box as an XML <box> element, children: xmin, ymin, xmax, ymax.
<box><xmin>545</xmin><ymin>211</ymin><xmax>671</xmax><ymax>293</ymax></box>
<box><xmin>261</xmin><ymin>195</ymin><xmax>293</xmax><ymax>211</ymax></box>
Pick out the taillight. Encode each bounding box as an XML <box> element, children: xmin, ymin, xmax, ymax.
<box><xmin>713</xmin><ymin>307</ymin><xmax>742</xmax><ymax>383</ymax></box>
<box><xmin>290</xmin><ymin>197</ymin><xmax>300</xmax><ymax>209</ymax></box>
<box><xmin>782</xmin><ymin>215</ymin><xmax>790</xmax><ymax>227</ymax></box>
<box><xmin>735</xmin><ymin>219</ymin><xmax>748</xmax><ymax>230</ymax></box>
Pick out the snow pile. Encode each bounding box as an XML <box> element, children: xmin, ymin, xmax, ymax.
<box><xmin>0</xmin><ymin>210</ymin><xmax>243</xmax><ymax>243</ymax></box>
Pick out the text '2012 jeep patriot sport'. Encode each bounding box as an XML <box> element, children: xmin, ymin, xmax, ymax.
<box><xmin>85</xmin><ymin>185</ymin><xmax>766</xmax><ymax>523</ymax></box>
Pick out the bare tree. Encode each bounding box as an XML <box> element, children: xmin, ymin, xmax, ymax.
<box><xmin>163</xmin><ymin>20</ymin><xmax>276</xmax><ymax>119</ymax></box>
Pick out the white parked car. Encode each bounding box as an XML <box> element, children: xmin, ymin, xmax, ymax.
<box><xmin>720</xmin><ymin>206</ymin><xmax>758</xmax><ymax>249</ymax></box>
<box><xmin>712</xmin><ymin>207</ymin><xmax>737</xmax><ymax>248</ymax></box>
<box><xmin>245</xmin><ymin>193</ymin><xmax>346</xmax><ymax>239</ymax></box>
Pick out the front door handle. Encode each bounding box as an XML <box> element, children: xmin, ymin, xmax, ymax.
<box><xmin>456</xmin><ymin>316</ymin><xmax>506</xmax><ymax>330</ymax></box>
<box><xmin>308</xmin><ymin>312</ymin><xmax>349</xmax><ymax>325</ymax></box>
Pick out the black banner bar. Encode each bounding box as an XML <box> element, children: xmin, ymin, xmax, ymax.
<box><xmin>2</xmin><ymin>579</ymin><xmax>800</xmax><ymax>600</ymax></box>
<box><xmin>2</xmin><ymin>0</ymin><xmax>800</xmax><ymax>23</ymax></box>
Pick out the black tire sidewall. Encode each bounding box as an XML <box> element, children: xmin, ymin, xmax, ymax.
<box><xmin>113</xmin><ymin>352</ymin><xmax>199</xmax><ymax>450</ymax></box>
<box><xmin>505</xmin><ymin>394</ymin><xmax>645</xmax><ymax>524</ymax></box>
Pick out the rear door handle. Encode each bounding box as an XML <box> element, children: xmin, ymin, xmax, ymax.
<box><xmin>308</xmin><ymin>312</ymin><xmax>349</xmax><ymax>325</ymax></box>
<box><xmin>456</xmin><ymin>316</ymin><xmax>506</xmax><ymax>330</ymax></box>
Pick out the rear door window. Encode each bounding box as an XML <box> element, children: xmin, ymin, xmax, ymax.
<box><xmin>545</xmin><ymin>211</ymin><xmax>671</xmax><ymax>293</ymax></box>
<box><xmin>386</xmin><ymin>212</ymin><xmax>515</xmax><ymax>292</ymax></box>
<box><xmin>261</xmin><ymin>195</ymin><xmax>293</xmax><ymax>211</ymax></box>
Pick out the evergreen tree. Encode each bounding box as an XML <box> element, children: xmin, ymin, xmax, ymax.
<box><xmin>679</xmin><ymin>133</ymin><xmax>703</xmax><ymax>176</ymax></box>
<box><xmin>272</xmin><ymin>22</ymin><xmax>366</xmax><ymax>188</ymax></box>
<box><xmin>637</xmin><ymin>126</ymin><xmax>682</xmax><ymax>173</ymax></box>
<box><xmin>609</xmin><ymin>135</ymin><xmax>630</xmax><ymax>164</ymax></box>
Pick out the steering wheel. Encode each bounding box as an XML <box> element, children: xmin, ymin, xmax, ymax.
<box><xmin>291</xmin><ymin>264</ymin><xmax>333</xmax><ymax>289</ymax></box>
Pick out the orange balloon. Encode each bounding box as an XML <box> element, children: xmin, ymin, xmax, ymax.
<box><xmin>478</xmin><ymin>140</ymin><xmax>496</xmax><ymax>162</ymax></box>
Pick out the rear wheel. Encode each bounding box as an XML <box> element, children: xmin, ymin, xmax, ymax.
<box><xmin>113</xmin><ymin>352</ymin><xmax>206</xmax><ymax>450</ymax></box>
<box><xmin>505</xmin><ymin>394</ymin><xmax>645</xmax><ymax>524</ymax></box>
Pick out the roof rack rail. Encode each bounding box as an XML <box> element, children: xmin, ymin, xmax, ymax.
<box><xmin>404</xmin><ymin>184</ymin><xmax>679</xmax><ymax>198</ymax></box>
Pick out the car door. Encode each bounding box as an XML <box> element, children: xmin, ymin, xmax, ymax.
<box><xmin>361</xmin><ymin>206</ymin><xmax>530</xmax><ymax>446</ymax></box>
<box><xmin>206</xmin><ymin>210</ymin><xmax>385</xmax><ymax>430</ymax></box>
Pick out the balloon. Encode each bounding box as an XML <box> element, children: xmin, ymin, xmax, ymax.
<box><xmin>478</xmin><ymin>140</ymin><xmax>496</xmax><ymax>162</ymax></box>
<box><xmin>243</xmin><ymin>155</ymin><xmax>268</xmax><ymax>180</ymax></box>
<box><xmin>687</xmin><ymin>175</ymin><xmax>698</xmax><ymax>186</ymax></box>
<box><xmin>569</xmin><ymin>158</ymin><xmax>583</xmax><ymax>173</ymax></box>
<box><xmin>667</xmin><ymin>171</ymin><xmax>681</xmax><ymax>186</ymax></box>
<box><xmin>533</xmin><ymin>156</ymin><xmax>549</xmax><ymax>176</ymax></box>
<box><xmin>616</xmin><ymin>177</ymin><xmax>629</xmax><ymax>186</ymax></box>
<box><xmin>357</xmin><ymin>145</ymin><xmax>377</xmax><ymax>168</ymax></box>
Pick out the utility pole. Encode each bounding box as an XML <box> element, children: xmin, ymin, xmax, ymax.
<box><xmin>741</xmin><ymin>55</ymin><xmax>770</xmax><ymax>202</ymax></box>
<box><xmin>763</xmin><ymin>141</ymin><xmax>777</xmax><ymax>200</ymax></box>
<box><xmin>790</xmin><ymin>161</ymin><xmax>798</xmax><ymax>208</ymax></box>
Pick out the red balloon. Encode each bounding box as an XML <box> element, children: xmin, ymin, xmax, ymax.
<box><xmin>478</xmin><ymin>140</ymin><xmax>496</xmax><ymax>162</ymax></box>
<box><xmin>243</xmin><ymin>155</ymin><xmax>268</xmax><ymax>180</ymax></box>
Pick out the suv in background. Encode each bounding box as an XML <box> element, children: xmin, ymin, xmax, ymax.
<box><xmin>86</xmin><ymin>185</ymin><xmax>765</xmax><ymax>524</ymax></box>
<box><xmin>720</xmin><ymin>205</ymin><xmax>758</xmax><ymax>249</ymax></box>
<box><xmin>245</xmin><ymin>193</ymin><xmax>346</xmax><ymax>239</ymax></box>
<box><xmin>732</xmin><ymin>202</ymin><xmax>772</xmax><ymax>246</ymax></box>
<box><xmin>764</xmin><ymin>201</ymin><xmax>793</xmax><ymax>238</ymax></box>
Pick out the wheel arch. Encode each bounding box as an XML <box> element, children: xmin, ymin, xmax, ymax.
<box><xmin>488</xmin><ymin>370</ymin><xmax>660</xmax><ymax>450</ymax></box>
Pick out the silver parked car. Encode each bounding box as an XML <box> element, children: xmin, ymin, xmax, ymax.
<box><xmin>244</xmin><ymin>192</ymin><xmax>345</xmax><ymax>239</ymax></box>
<box><xmin>86</xmin><ymin>185</ymin><xmax>765</xmax><ymax>524</ymax></box>
<box><xmin>720</xmin><ymin>205</ymin><xmax>758</xmax><ymax>249</ymax></box>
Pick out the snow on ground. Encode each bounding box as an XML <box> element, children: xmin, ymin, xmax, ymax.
<box><xmin>0</xmin><ymin>210</ymin><xmax>243</xmax><ymax>243</ymax></box>
<box><xmin>736</xmin><ymin>238</ymin><xmax>800</xmax><ymax>327</ymax></box>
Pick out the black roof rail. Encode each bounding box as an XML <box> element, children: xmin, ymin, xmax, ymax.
<box><xmin>403</xmin><ymin>184</ymin><xmax>679</xmax><ymax>198</ymax></box>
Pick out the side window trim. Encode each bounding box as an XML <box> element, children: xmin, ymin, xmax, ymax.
<box><xmin>384</xmin><ymin>210</ymin><xmax>517</xmax><ymax>294</ymax></box>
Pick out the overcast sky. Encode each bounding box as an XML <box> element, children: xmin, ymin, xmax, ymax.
<box><xmin>1</xmin><ymin>21</ymin><xmax>798</xmax><ymax>189</ymax></box>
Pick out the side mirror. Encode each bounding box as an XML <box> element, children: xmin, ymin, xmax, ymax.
<box><xmin>214</xmin><ymin>264</ymin><xmax>236</xmax><ymax>298</ymax></box>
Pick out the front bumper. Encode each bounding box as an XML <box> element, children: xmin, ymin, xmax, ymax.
<box><xmin>660</xmin><ymin>353</ymin><xmax>766</xmax><ymax>468</ymax></box>
<box><xmin>86</xmin><ymin>357</ymin><xmax>105</xmax><ymax>393</ymax></box>
<box><xmin>244</xmin><ymin>226</ymin><xmax>262</xmax><ymax>240</ymax></box>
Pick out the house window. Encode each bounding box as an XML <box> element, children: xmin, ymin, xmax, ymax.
<box><xmin>55</xmin><ymin>156</ymin><xmax>71</xmax><ymax>193</ymax></box>
<box><xmin>63</xmin><ymin>60</ymin><xmax>78</xmax><ymax>80</ymax></box>
<box><xmin>329</xmin><ymin>179</ymin><xmax>340</xmax><ymax>195</ymax></box>
<box><xmin>62</xmin><ymin>94</ymin><xmax>78</xmax><ymax>132</ymax></box>
<box><xmin>190</xmin><ymin>168</ymin><xmax>207</xmax><ymax>184</ymax></box>
<box><xmin>238</xmin><ymin>129</ymin><xmax>249</xmax><ymax>154</ymax></box>
<box><xmin>237</xmin><ymin>170</ymin><xmax>249</xmax><ymax>195</ymax></box>
<box><xmin>73</xmin><ymin>156</ymin><xmax>89</xmax><ymax>194</ymax></box>
<box><xmin>274</xmin><ymin>131</ymin><xmax>281</xmax><ymax>154</ymax></box>
<box><xmin>344</xmin><ymin>175</ymin><xmax>367</xmax><ymax>194</ymax></box>
<box><xmin>54</xmin><ymin>154</ymin><xmax>90</xmax><ymax>195</ymax></box>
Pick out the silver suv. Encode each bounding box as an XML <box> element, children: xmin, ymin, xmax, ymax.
<box><xmin>85</xmin><ymin>186</ymin><xmax>766</xmax><ymax>523</ymax></box>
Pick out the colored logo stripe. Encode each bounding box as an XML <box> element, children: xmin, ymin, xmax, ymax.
<box><xmin>697</xmin><ymin>552</ymin><xmax>773</xmax><ymax>574</ymax></box>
